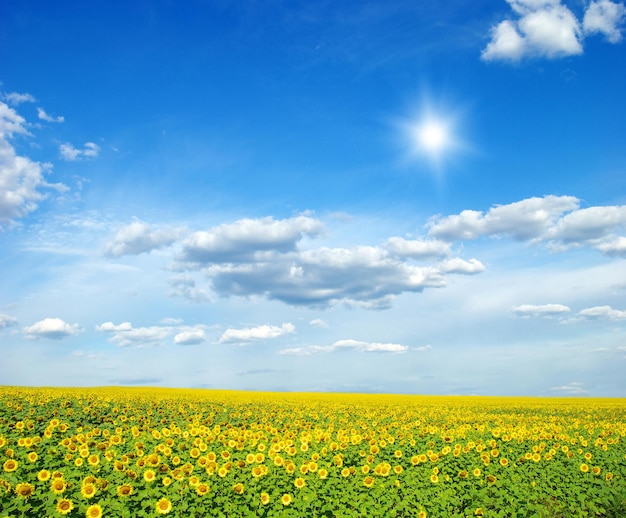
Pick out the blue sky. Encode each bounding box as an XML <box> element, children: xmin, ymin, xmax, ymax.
<box><xmin>1</xmin><ymin>0</ymin><xmax>626</xmax><ymax>396</ymax></box>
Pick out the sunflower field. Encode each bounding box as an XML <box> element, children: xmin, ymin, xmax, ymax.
<box><xmin>0</xmin><ymin>387</ymin><xmax>625</xmax><ymax>517</ymax></box>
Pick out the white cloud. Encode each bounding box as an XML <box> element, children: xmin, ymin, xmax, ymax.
<box><xmin>511</xmin><ymin>303</ymin><xmax>571</xmax><ymax>318</ymax></box>
<box><xmin>578</xmin><ymin>305</ymin><xmax>626</xmax><ymax>320</ymax></box>
<box><xmin>385</xmin><ymin>237</ymin><xmax>451</xmax><ymax>259</ymax></box>
<box><xmin>596</xmin><ymin>236</ymin><xmax>626</xmax><ymax>256</ymax></box>
<box><xmin>438</xmin><ymin>257</ymin><xmax>486</xmax><ymax>275</ymax></box>
<box><xmin>174</xmin><ymin>329</ymin><xmax>207</xmax><ymax>345</ymax></box>
<box><xmin>203</xmin><ymin>246</ymin><xmax>446</xmax><ymax>308</ymax></box>
<box><xmin>548</xmin><ymin>381</ymin><xmax>588</xmax><ymax>395</ymax></box>
<box><xmin>2</xmin><ymin>92</ymin><xmax>36</xmax><ymax>105</ymax></box>
<box><xmin>218</xmin><ymin>323</ymin><xmax>295</xmax><ymax>344</ymax></box>
<box><xmin>104</xmin><ymin>221</ymin><xmax>184</xmax><ymax>257</ymax></box>
<box><xmin>583</xmin><ymin>0</ymin><xmax>626</xmax><ymax>42</ymax></box>
<box><xmin>428</xmin><ymin>195</ymin><xmax>579</xmax><ymax>241</ymax></box>
<box><xmin>0</xmin><ymin>313</ymin><xmax>18</xmax><ymax>329</ymax></box>
<box><xmin>59</xmin><ymin>142</ymin><xmax>100</xmax><ymax>161</ymax></box>
<box><xmin>309</xmin><ymin>318</ymin><xmax>329</xmax><ymax>328</ymax></box>
<box><xmin>278</xmin><ymin>338</ymin><xmax>409</xmax><ymax>355</ymax></box>
<box><xmin>167</xmin><ymin>276</ymin><xmax>212</xmax><ymax>303</ymax></box>
<box><xmin>482</xmin><ymin>20</ymin><xmax>527</xmax><ymax>61</ymax></box>
<box><xmin>161</xmin><ymin>317</ymin><xmax>184</xmax><ymax>325</ymax></box>
<box><xmin>428</xmin><ymin>195</ymin><xmax>626</xmax><ymax>256</ymax></box>
<box><xmin>1</xmin><ymin>101</ymin><xmax>68</xmax><ymax>227</ymax></box>
<box><xmin>96</xmin><ymin>321</ymin><xmax>173</xmax><ymax>347</ymax></box>
<box><xmin>24</xmin><ymin>318</ymin><xmax>81</xmax><ymax>339</ymax></box>
<box><xmin>180</xmin><ymin>215</ymin><xmax>324</xmax><ymax>264</ymax></box>
<box><xmin>482</xmin><ymin>0</ymin><xmax>625</xmax><ymax>62</ymax></box>
<box><xmin>37</xmin><ymin>107</ymin><xmax>64</xmax><ymax>123</ymax></box>
<box><xmin>543</xmin><ymin>205</ymin><xmax>626</xmax><ymax>244</ymax></box>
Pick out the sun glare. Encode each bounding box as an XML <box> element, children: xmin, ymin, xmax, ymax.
<box><xmin>418</xmin><ymin>120</ymin><xmax>448</xmax><ymax>153</ymax></box>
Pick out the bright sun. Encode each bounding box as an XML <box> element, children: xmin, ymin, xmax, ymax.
<box><xmin>418</xmin><ymin>120</ymin><xmax>448</xmax><ymax>152</ymax></box>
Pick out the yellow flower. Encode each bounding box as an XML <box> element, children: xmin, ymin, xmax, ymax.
<box><xmin>341</xmin><ymin>468</ymin><xmax>350</xmax><ymax>477</ymax></box>
<box><xmin>430</xmin><ymin>474</ymin><xmax>439</xmax><ymax>483</ymax></box>
<box><xmin>38</xmin><ymin>469</ymin><xmax>51</xmax><ymax>481</ymax></box>
<box><xmin>15</xmin><ymin>482</ymin><xmax>34</xmax><ymax>498</ymax></box>
<box><xmin>363</xmin><ymin>475</ymin><xmax>375</xmax><ymax>488</ymax></box>
<box><xmin>56</xmin><ymin>498</ymin><xmax>74</xmax><ymax>515</ymax></box>
<box><xmin>580</xmin><ymin>463</ymin><xmax>589</xmax><ymax>473</ymax></box>
<box><xmin>281</xmin><ymin>493</ymin><xmax>292</xmax><ymax>506</ymax></box>
<box><xmin>473</xmin><ymin>468</ymin><xmax>481</xmax><ymax>477</ymax></box>
<box><xmin>233</xmin><ymin>482</ymin><xmax>244</xmax><ymax>494</ymax></box>
<box><xmin>318</xmin><ymin>468</ymin><xmax>328</xmax><ymax>479</ymax></box>
<box><xmin>261</xmin><ymin>492</ymin><xmax>270</xmax><ymax>505</ymax></box>
<box><xmin>81</xmin><ymin>483</ymin><xmax>97</xmax><ymax>499</ymax></box>
<box><xmin>50</xmin><ymin>478</ymin><xmax>67</xmax><ymax>494</ymax></box>
<box><xmin>2</xmin><ymin>459</ymin><xmax>17</xmax><ymax>472</ymax></box>
<box><xmin>143</xmin><ymin>469</ymin><xmax>156</xmax><ymax>482</ymax></box>
<box><xmin>117</xmin><ymin>484</ymin><xmax>133</xmax><ymax>497</ymax></box>
<box><xmin>27</xmin><ymin>452</ymin><xmax>38</xmax><ymax>462</ymax></box>
<box><xmin>85</xmin><ymin>504</ymin><xmax>103</xmax><ymax>518</ymax></box>
<box><xmin>196</xmin><ymin>483</ymin><xmax>210</xmax><ymax>496</ymax></box>
<box><xmin>592</xmin><ymin>466</ymin><xmax>601</xmax><ymax>476</ymax></box>
<box><xmin>156</xmin><ymin>497</ymin><xmax>172</xmax><ymax>515</ymax></box>
<box><xmin>294</xmin><ymin>477</ymin><xmax>306</xmax><ymax>488</ymax></box>
<box><xmin>499</xmin><ymin>458</ymin><xmax>509</xmax><ymax>467</ymax></box>
<box><xmin>88</xmin><ymin>454</ymin><xmax>100</xmax><ymax>466</ymax></box>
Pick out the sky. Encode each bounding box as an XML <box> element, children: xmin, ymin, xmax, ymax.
<box><xmin>1</xmin><ymin>0</ymin><xmax>626</xmax><ymax>397</ymax></box>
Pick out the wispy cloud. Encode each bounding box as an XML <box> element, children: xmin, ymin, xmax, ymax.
<box><xmin>2</xmin><ymin>92</ymin><xmax>36</xmax><ymax>105</ymax></box>
<box><xmin>577</xmin><ymin>305</ymin><xmax>626</xmax><ymax>320</ymax></box>
<box><xmin>96</xmin><ymin>321</ymin><xmax>172</xmax><ymax>347</ymax></box>
<box><xmin>59</xmin><ymin>142</ymin><xmax>100</xmax><ymax>161</ymax></box>
<box><xmin>37</xmin><ymin>107</ymin><xmax>64</xmax><ymax>123</ymax></box>
<box><xmin>0</xmin><ymin>313</ymin><xmax>19</xmax><ymax>329</ymax></box>
<box><xmin>278</xmin><ymin>339</ymin><xmax>413</xmax><ymax>356</ymax></box>
<box><xmin>548</xmin><ymin>381</ymin><xmax>588</xmax><ymax>395</ymax></box>
<box><xmin>510</xmin><ymin>303</ymin><xmax>571</xmax><ymax>318</ymax></box>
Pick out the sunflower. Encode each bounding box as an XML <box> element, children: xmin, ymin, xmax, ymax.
<box><xmin>117</xmin><ymin>484</ymin><xmax>133</xmax><ymax>497</ymax></box>
<box><xmin>592</xmin><ymin>466</ymin><xmax>601</xmax><ymax>476</ymax></box>
<box><xmin>294</xmin><ymin>477</ymin><xmax>306</xmax><ymax>489</ymax></box>
<box><xmin>472</xmin><ymin>468</ymin><xmax>481</xmax><ymax>477</ymax></box>
<box><xmin>196</xmin><ymin>483</ymin><xmax>210</xmax><ymax>496</ymax></box>
<box><xmin>580</xmin><ymin>463</ymin><xmax>589</xmax><ymax>473</ymax></box>
<box><xmin>15</xmin><ymin>482</ymin><xmax>34</xmax><ymax>498</ymax></box>
<box><xmin>38</xmin><ymin>469</ymin><xmax>51</xmax><ymax>481</ymax></box>
<box><xmin>233</xmin><ymin>482</ymin><xmax>244</xmax><ymax>494</ymax></box>
<box><xmin>88</xmin><ymin>455</ymin><xmax>100</xmax><ymax>466</ymax></box>
<box><xmin>156</xmin><ymin>497</ymin><xmax>173</xmax><ymax>515</ymax></box>
<box><xmin>143</xmin><ymin>469</ymin><xmax>156</xmax><ymax>483</ymax></box>
<box><xmin>81</xmin><ymin>483</ymin><xmax>97</xmax><ymax>499</ymax></box>
<box><xmin>430</xmin><ymin>474</ymin><xmax>439</xmax><ymax>483</ymax></box>
<box><xmin>2</xmin><ymin>459</ymin><xmax>17</xmax><ymax>472</ymax></box>
<box><xmin>260</xmin><ymin>492</ymin><xmax>270</xmax><ymax>505</ymax></box>
<box><xmin>50</xmin><ymin>478</ymin><xmax>67</xmax><ymax>494</ymax></box>
<box><xmin>27</xmin><ymin>452</ymin><xmax>38</xmax><ymax>462</ymax></box>
<box><xmin>363</xmin><ymin>476</ymin><xmax>375</xmax><ymax>488</ymax></box>
<box><xmin>318</xmin><ymin>468</ymin><xmax>328</xmax><ymax>479</ymax></box>
<box><xmin>281</xmin><ymin>493</ymin><xmax>292</xmax><ymax>506</ymax></box>
<box><xmin>85</xmin><ymin>504</ymin><xmax>103</xmax><ymax>518</ymax></box>
<box><xmin>499</xmin><ymin>458</ymin><xmax>509</xmax><ymax>467</ymax></box>
<box><xmin>56</xmin><ymin>498</ymin><xmax>74</xmax><ymax>515</ymax></box>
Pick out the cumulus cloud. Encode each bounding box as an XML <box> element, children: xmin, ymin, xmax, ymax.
<box><xmin>1</xmin><ymin>101</ymin><xmax>67</xmax><ymax>227</ymax></box>
<box><xmin>428</xmin><ymin>195</ymin><xmax>626</xmax><ymax>256</ymax></box>
<box><xmin>37</xmin><ymin>107</ymin><xmax>64</xmax><ymax>123</ymax></box>
<box><xmin>203</xmin><ymin>246</ymin><xmax>446</xmax><ymax>308</ymax></box>
<box><xmin>0</xmin><ymin>313</ymin><xmax>18</xmax><ymax>329</ymax></box>
<box><xmin>583</xmin><ymin>0</ymin><xmax>626</xmax><ymax>42</ymax></box>
<box><xmin>167</xmin><ymin>276</ymin><xmax>212</xmax><ymax>303</ymax></box>
<box><xmin>179</xmin><ymin>215</ymin><xmax>324</xmax><ymax>265</ymax></box>
<box><xmin>510</xmin><ymin>303</ymin><xmax>571</xmax><ymax>318</ymax></box>
<box><xmin>385</xmin><ymin>237</ymin><xmax>451</xmax><ymax>259</ymax></box>
<box><xmin>309</xmin><ymin>318</ymin><xmax>329</xmax><ymax>328</ymax></box>
<box><xmin>438</xmin><ymin>258</ymin><xmax>485</xmax><ymax>274</ymax></box>
<box><xmin>104</xmin><ymin>221</ymin><xmax>184</xmax><ymax>257</ymax></box>
<box><xmin>174</xmin><ymin>328</ymin><xmax>207</xmax><ymax>345</ymax></box>
<box><xmin>59</xmin><ymin>142</ymin><xmax>100</xmax><ymax>161</ymax></box>
<box><xmin>278</xmin><ymin>339</ymin><xmax>410</xmax><ymax>356</ymax></box>
<box><xmin>428</xmin><ymin>195</ymin><xmax>580</xmax><ymax>241</ymax></box>
<box><xmin>218</xmin><ymin>323</ymin><xmax>295</xmax><ymax>344</ymax></box>
<box><xmin>482</xmin><ymin>0</ymin><xmax>625</xmax><ymax>62</ymax></box>
<box><xmin>24</xmin><ymin>318</ymin><xmax>81</xmax><ymax>339</ymax></box>
<box><xmin>577</xmin><ymin>305</ymin><xmax>626</xmax><ymax>320</ymax></box>
<box><xmin>96</xmin><ymin>321</ymin><xmax>173</xmax><ymax>347</ymax></box>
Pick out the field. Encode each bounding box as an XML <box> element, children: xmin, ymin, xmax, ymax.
<box><xmin>1</xmin><ymin>387</ymin><xmax>625</xmax><ymax>517</ymax></box>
